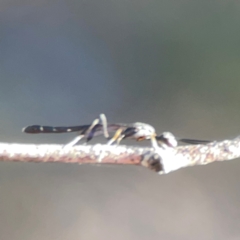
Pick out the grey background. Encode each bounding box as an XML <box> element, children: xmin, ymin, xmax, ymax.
<box><xmin>1</xmin><ymin>1</ymin><xmax>240</xmax><ymax>239</ymax></box>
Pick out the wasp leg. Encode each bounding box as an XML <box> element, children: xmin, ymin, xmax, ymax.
<box><xmin>116</xmin><ymin>127</ymin><xmax>138</xmax><ymax>144</ymax></box>
<box><xmin>150</xmin><ymin>134</ymin><xmax>159</xmax><ymax>150</ymax></box>
<box><xmin>109</xmin><ymin>127</ymin><xmax>138</xmax><ymax>145</ymax></box>
<box><xmin>85</xmin><ymin>113</ymin><xmax>110</xmax><ymax>142</ymax></box>
<box><xmin>116</xmin><ymin>134</ymin><xmax>125</xmax><ymax>145</ymax></box>
<box><xmin>86</xmin><ymin>118</ymin><xmax>100</xmax><ymax>137</ymax></box>
<box><xmin>64</xmin><ymin>134</ymin><xmax>86</xmax><ymax>147</ymax></box>
<box><xmin>100</xmin><ymin>113</ymin><xmax>109</xmax><ymax>139</ymax></box>
<box><xmin>85</xmin><ymin>118</ymin><xmax>101</xmax><ymax>142</ymax></box>
<box><xmin>65</xmin><ymin>117</ymin><xmax>100</xmax><ymax>147</ymax></box>
<box><xmin>107</xmin><ymin>128</ymin><xmax>124</xmax><ymax>145</ymax></box>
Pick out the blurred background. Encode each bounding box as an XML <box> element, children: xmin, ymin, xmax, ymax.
<box><xmin>1</xmin><ymin>1</ymin><xmax>240</xmax><ymax>239</ymax></box>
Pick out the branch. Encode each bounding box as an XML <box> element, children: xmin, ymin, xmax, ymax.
<box><xmin>0</xmin><ymin>136</ymin><xmax>240</xmax><ymax>174</ymax></box>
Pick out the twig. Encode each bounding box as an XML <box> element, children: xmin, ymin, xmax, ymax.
<box><xmin>0</xmin><ymin>136</ymin><xmax>240</xmax><ymax>174</ymax></box>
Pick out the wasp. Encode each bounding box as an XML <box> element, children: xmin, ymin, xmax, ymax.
<box><xmin>23</xmin><ymin>114</ymin><xmax>210</xmax><ymax>148</ymax></box>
